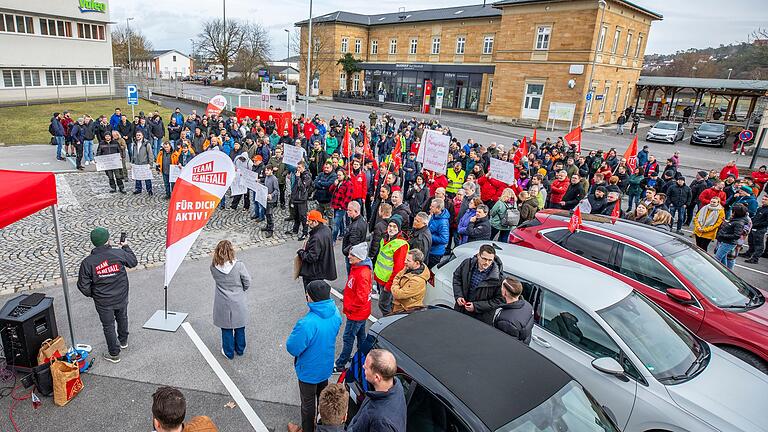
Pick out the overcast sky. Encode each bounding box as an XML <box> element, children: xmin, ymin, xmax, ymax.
<box><xmin>110</xmin><ymin>0</ymin><xmax>767</xmax><ymax>58</ymax></box>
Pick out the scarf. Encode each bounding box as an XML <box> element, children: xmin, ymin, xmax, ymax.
<box><xmin>696</xmin><ymin>205</ymin><xmax>722</xmax><ymax>228</ymax></box>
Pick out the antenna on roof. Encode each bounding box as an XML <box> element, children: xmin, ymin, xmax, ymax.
<box><xmin>398</xmin><ymin>6</ymin><xmax>407</xmax><ymax>20</ymax></box>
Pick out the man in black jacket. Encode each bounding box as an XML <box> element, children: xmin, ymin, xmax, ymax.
<box><xmin>493</xmin><ymin>277</ymin><xmax>534</xmax><ymax>345</ymax></box>
<box><xmin>286</xmin><ymin>161</ymin><xmax>313</xmax><ymax>240</ymax></box>
<box><xmin>452</xmin><ymin>244</ymin><xmax>504</xmax><ymax>324</ymax></box>
<box><xmin>342</xmin><ymin>201</ymin><xmax>367</xmax><ymax>274</ymax></box>
<box><xmin>466</xmin><ymin>204</ymin><xmax>492</xmax><ymax>243</ymax></box>
<box><xmin>77</xmin><ymin>227</ymin><xmax>138</xmax><ymax>363</ymax></box>
<box><xmin>745</xmin><ymin>195</ymin><xmax>768</xmax><ymax>264</ymax></box>
<box><xmin>561</xmin><ymin>174</ymin><xmax>586</xmax><ymax>210</ymax></box>
<box><xmin>665</xmin><ymin>174</ymin><xmax>692</xmax><ymax>233</ymax></box>
<box><xmin>686</xmin><ymin>171</ymin><xmax>711</xmax><ymax>226</ymax></box>
<box><xmin>408</xmin><ymin>212</ymin><xmax>432</xmax><ymax>258</ymax></box>
<box><xmin>297</xmin><ymin>211</ymin><xmax>338</xmax><ymax>288</ymax></box>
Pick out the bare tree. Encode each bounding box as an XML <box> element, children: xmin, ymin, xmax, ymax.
<box><xmin>233</xmin><ymin>23</ymin><xmax>271</xmax><ymax>85</ymax></box>
<box><xmin>195</xmin><ymin>19</ymin><xmax>246</xmax><ymax>80</ymax></box>
<box><xmin>292</xmin><ymin>24</ymin><xmax>335</xmax><ymax>93</ymax></box>
<box><xmin>111</xmin><ymin>24</ymin><xmax>153</xmax><ymax>67</ymax></box>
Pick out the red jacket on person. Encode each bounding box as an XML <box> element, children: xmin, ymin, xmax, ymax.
<box><xmin>374</xmin><ymin>234</ymin><xmax>409</xmax><ymax>291</ymax></box>
<box><xmin>719</xmin><ymin>165</ymin><xmax>739</xmax><ymax>180</ymax></box>
<box><xmin>477</xmin><ymin>176</ymin><xmax>506</xmax><ymax>202</ymax></box>
<box><xmin>549</xmin><ymin>178</ymin><xmax>570</xmax><ymax>205</ymax></box>
<box><xmin>349</xmin><ymin>169</ymin><xmax>367</xmax><ymax>200</ymax></box>
<box><xmin>344</xmin><ymin>260</ymin><xmax>372</xmax><ymax>321</ymax></box>
<box><xmin>752</xmin><ymin>170</ymin><xmax>768</xmax><ymax>192</ymax></box>
<box><xmin>303</xmin><ymin>122</ymin><xmax>316</xmax><ymax>141</ymax></box>
<box><xmin>698</xmin><ymin>187</ymin><xmax>727</xmax><ymax>208</ymax></box>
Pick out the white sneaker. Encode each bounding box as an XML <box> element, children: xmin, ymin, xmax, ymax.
<box><xmin>85</xmin><ymin>161</ymin><xmax>89</xmax><ymax>166</ymax></box>
<box><xmin>731</xmin><ymin>151</ymin><xmax>737</xmax><ymax>154</ymax></box>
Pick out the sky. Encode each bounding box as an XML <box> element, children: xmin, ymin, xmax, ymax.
<box><xmin>108</xmin><ymin>0</ymin><xmax>768</xmax><ymax>58</ymax></box>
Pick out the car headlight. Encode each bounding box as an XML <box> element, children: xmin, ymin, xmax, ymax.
<box><xmin>666</xmin><ymin>136</ymin><xmax>674</xmax><ymax>141</ymax></box>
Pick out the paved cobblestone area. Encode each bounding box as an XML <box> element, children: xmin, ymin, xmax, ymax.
<box><xmin>0</xmin><ymin>171</ymin><xmax>299</xmax><ymax>293</ymax></box>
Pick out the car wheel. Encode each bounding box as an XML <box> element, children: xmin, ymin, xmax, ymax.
<box><xmin>720</xmin><ymin>346</ymin><xmax>768</xmax><ymax>375</ymax></box>
<box><xmin>689</xmin><ymin>138</ymin><xmax>695</xmax><ymax>145</ymax></box>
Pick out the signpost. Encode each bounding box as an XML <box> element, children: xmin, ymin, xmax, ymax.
<box><xmin>737</xmin><ymin>129</ymin><xmax>754</xmax><ymax>155</ymax></box>
<box><xmin>286</xmin><ymin>84</ymin><xmax>297</xmax><ymax>113</ymax></box>
<box><xmin>434</xmin><ymin>86</ymin><xmax>445</xmax><ymax>118</ymax></box>
<box><xmin>261</xmin><ymin>82</ymin><xmax>271</xmax><ymax>108</ymax></box>
<box><xmin>127</xmin><ymin>84</ymin><xmax>138</xmax><ymax>118</ymax></box>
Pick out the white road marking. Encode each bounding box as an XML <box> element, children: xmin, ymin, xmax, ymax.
<box><xmin>182</xmin><ymin>322</ymin><xmax>269</xmax><ymax>432</ymax></box>
<box><xmin>330</xmin><ymin>288</ymin><xmax>378</xmax><ymax>323</ymax></box>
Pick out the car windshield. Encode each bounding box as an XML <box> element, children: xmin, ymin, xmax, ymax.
<box><xmin>654</xmin><ymin>123</ymin><xmax>676</xmax><ymax>130</ymax></box>
<box><xmin>498</xmin><ymin>381</ymin><xmax>618</xmax><ymax>432</ymax></box>
<box><xmin>698</xmin><ymin>123</ymin><xmax>725</xmax><ymax>133</ymax></box>
<box><xmin>665</xmin><ymin>247</ymin><xmax>759</xmax><ymax>308</ymax></box>
<box><xmin>599</xmin><ymin>292</ymin><xmax>705</xmax><ymax>382</ymax></box>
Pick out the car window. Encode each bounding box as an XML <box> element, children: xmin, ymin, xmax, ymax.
<box><xmin>616</xmin><ymin>244</ymin><xmax>687</xmax><ymax>293</ymax></box>
<box><xmin>655</xmin><ymin>123</ymin><xmax>675</xmax><ymax>130</ymax></box>
<box><xmin>408</xmin><ymin>384</ymin><xmax>471</xmax><ymax>432</ymax></box>
<box><xmin>552</xmin><ymin>231</ymin><xmax>618</xmax><ymax>271</ymax></box>
<box><xmin>699</xmin><ymin>123</ymin><xmax>724</xmax><ymax>133</ymax></box>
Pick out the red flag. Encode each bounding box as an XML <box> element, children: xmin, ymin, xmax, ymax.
<box><xmin>568</xmin><ymin>206</ymin><xmax>583</xmax><ymax>233</ymax></box>
<box><xmin>623</xmin><ymin>135</ymin><xmax>639</xmax><ymax>173</ymax></box>
<box><xmin>341</xmin><ymin>125</ymin><xmax>351</xmax><ymax>158</ymax></box>
<box><xmin>564</xmin><ymin>126</ymin><xmax>582</xmax><ymax>153</ymax></box>
<box><xmin>363</xmin><ymin>131</ymin><xmax>377</xmax><ymax>171</ymax></box>
<box><xmin>513</xmin><ymin>136</ymin><xmax>528</xmax><ymax>165</ymax></box>
<box><xmin>610</xmin><ymin>200</ymin><xmax>621</xmax><ymax>224</ymax></box>
<box><xmin>532</xmin><ymin>129</ymin><xmax>537</xmax><ymax>146</ymax></box>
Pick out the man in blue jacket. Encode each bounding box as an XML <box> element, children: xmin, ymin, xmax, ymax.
<box><xmin>427</xmin><ymin>198</ymin><xmax>450</xmax><ymax>268</ymax></box>
<box><xmin>109</xmin><ymin>108</ymin><xmax>122</xmax><ymax>130</ymax></box>
<box><xmin>347</xmin><ymin>349</ymin><xmax>407</xmax><ymax>432</ymax></box>
<box><xmin>287</xmin><ymin>281</ymin><xmax>342</xmax><ymax>432</ymax></box>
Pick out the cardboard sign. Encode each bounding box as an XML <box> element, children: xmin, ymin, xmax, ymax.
<box><xmin>283</xmin><ymin>144</ymin><xmax>305</xmax><ymax>167</ymax></box>
<box><xmin>169</xmin><ymin>165</ymin><xmax>182</xmax><ymax>183</ymax></box>
<box><xmin>252</xmin><ymin>182</ymin><xmax>268</xmax><ymax>208</ymax></box>
<box><xmin>489</xmin><ymin>158</ymin><xmax>516</xmax><ymax>185</ymax></box>
<box><xmin>94</xmin><ymin>153</ymin><xmax>122</xmax><ymax>171</ymax></box>
<box><xmin>419</xmin><ymin>130</ymin><xmax>450</xmax><ymax>173</ymax></box>
<box><xmin>131</xmin><ymin>164</ymin><xmax>153</xmax><ymax>181</ymax></box>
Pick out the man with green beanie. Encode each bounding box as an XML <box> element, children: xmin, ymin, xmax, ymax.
<box><xmin>77</xmin><ymin>227</ymin><xmax>138</xmax><ymax>363</ymax></box>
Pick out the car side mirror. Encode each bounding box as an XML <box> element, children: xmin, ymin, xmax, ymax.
<box><xmin>667</xmin><ymin>288</ymin><xmax>696</xmax><ymax>305</ymax></box>
<box><xmin>592</xmin><ymin>357</ymin><xmax>625</xmax><ymax>377</ymax></box>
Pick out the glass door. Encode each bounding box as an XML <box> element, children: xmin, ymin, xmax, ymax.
<box><xmin>523</xmin><ymin>83</ymin><xmax>545</xmax><ymax>119</ymax></box>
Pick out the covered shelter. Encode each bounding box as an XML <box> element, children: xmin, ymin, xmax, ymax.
<box><xmin>634</xmin><ymin>76</ymin><xmax>768</xmax><ymax>123</ymax></box>
<box><xmin>0</xmin><ymin>170</ymin><xmax>76</xmax><ymax>346</ymax></box>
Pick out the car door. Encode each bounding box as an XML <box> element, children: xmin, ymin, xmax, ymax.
<box><xmin>529</xmin><ymin>288</ymin><xmax>638</xmax><ymax>430</ymax></box>
<box><xmin>407</xmin><ymin>383</ymin><xmax>473</xmax><ymax>432</ymax></box>
<box><xmin>614</xmin><ymin>243</ymin><xmax>705</xmax><ymax>333</ymax></box>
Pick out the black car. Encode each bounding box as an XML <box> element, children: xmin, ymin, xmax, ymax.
<box><xmin>690</xmin><ymin>122</ymin><xmax>728</xmax><ymax>147</ymax></box>
<box><xmin>342</xmin><ymin>308</ymin><xmax>619</xmax><ymax>432</ymax></box>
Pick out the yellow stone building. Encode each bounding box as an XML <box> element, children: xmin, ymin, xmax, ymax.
<box><xmin>295</xmin><ymin>0</ymin><xmax>661</xmax><ymax>128</ymax></box>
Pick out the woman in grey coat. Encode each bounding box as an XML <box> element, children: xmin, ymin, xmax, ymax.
<box><xmin>210</xmin><ymin>240</ymin><xmax>251</xmax><ymax>359</ymax></box>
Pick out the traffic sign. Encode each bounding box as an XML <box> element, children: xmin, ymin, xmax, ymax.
<box><xmin>585</xmin><ymin>92</ymin><xmax>592</xmax><ymax>101</ymax></box>
<box><xmin>127</xmin><ymin>84</ymin><xmax>139</xmax><ymax>105</ymax></box>
<box><xmin>435</xmin><ymin>86</ymin><xmax>445</xmax><ymax>110</ymax></box>
<box><xmin>739</xmin><ymin>129</ymin><xmax>754</xmax><ymax>142</ymax></box>
<box><xmin>595</xmin><ymin>94</ymin><xmax>604</xmax><ymax>101</ymax></box>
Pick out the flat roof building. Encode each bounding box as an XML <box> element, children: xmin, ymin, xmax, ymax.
<box><xmin>0</xmin><ymin>0</ymin><xmax>114</xmax><ymax>105</ymax></box>
<box><xmin>296</xmin><ymin>0</ymin><xmax>661</xmax><ymax>128</ymax></box>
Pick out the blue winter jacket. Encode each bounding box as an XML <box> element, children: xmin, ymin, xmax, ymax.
<box><xmin>109</xmin><ymin>113</ymin><xmax>122</xmax><ymax>130</ymax></box>
<box><xmin>428</xmin><ymin>209</ymin><xmax>451</xmax><ymax>257</ymax></box>
<box><xmin>286</xmin><ymin>299</ymin><xmax>342</xmax><ymax>384</ymax></box>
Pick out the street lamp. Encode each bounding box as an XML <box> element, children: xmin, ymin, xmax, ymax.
<box><xmin>305</xmin><ymin>0</ymin><xmax>314</xmax><ymax>117</ymax></box>
<box><xmin>727</xmin><ymin>68</ymin><xmax>733</xmax><ymax>79</ymax></box>
<box><xmin>579</xmin><ymin>0</ymin><xmax>607</xmax><ymax>131</ymax></box>
<box><xmin>126</xmin><ymin>17</ymin><xmax>134</xmax><ymax>70</ymax></box>
<box><xmin>284</xmin><ymin>29</ymin><xmax>291</xmax><ymax>66</ymax></box>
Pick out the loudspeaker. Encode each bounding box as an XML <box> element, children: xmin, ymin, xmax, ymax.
<box><xmin>0</xmin><ymin>294</ymin><xmax>58</xmax><ymax>370</ymax></box>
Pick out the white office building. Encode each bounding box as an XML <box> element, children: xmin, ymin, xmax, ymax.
<box><xmin>0</xmin><ymin>0</ymin><xmax>114</xmax><ymax>104</ymax></box>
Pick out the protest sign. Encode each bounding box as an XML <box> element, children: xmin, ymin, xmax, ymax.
<box><xmin>420</xmin><ymin>130</ymin><xmax>450</xmax><ymax>173</ymax></box>
<box><xmin>251</xmin><ymin>182</ymin><xmax>268</xmax><ymax>208</ymax></box>
<box><xmin>283</xmin><ymin>145</ymin><xmax>305</xmax><ymax>167</ymax></box>
<box><xmin>489</xmin><ymin>158</ymin><xmax>516</xmax><ymax>185</ymax></box>
<box><xmin>169</xmin><ymin>165</ymin><xmax>182</xmax><ymax>183</ymax></box>
<box><xmin>94</xmin><ymin>153</ymin><xmax>122</xmax><ymax>171</ymax></box>
<box><xmin>131</xmin><ymin>164</ymin><xmax>153</xmax><ymax>181</ymax></box>
<box><xmin>241</xmin><ymin>169</ymin><xmax>260</xmax><ymax>192</ymax></box>
<box><xmin>230</xmin><ymin>172</ymin><xmax>247</xmax><ymax>195</ymax></box>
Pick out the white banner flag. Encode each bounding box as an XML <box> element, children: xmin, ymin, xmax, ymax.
<box><xmin>95</xmin><ymin>153</ymin><xmax>123</xmax><ymax>171</ymax></box>
<box><xmin>489</xmin><ymin>158</ymin><xmax>516</xmax><ymax>185</ymax></box>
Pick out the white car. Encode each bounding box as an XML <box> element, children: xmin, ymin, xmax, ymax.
<box><xmin>270</xmin><ymin>80</ymin><xmax>287</xmax><ymax>90</ymax></box>
<box><xmin>646</xmin><ymin>120</ymin><xmax>685</xmax><ymax>143</ymax></box>
<box><xmin>428</xmin><ymin>242</ymin><xmax>768</xmax><ymax>432</ymax></box>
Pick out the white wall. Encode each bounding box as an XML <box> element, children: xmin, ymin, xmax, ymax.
<box><xmin>156</xmin><ymin>51</ymin><xmax>192</xmax><ymax>78</ymax></box>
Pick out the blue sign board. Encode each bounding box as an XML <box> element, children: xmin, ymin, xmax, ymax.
<box><xmin>595</xmin><ymin>94</ymin><xmax>604</xmax><ymax>101</ymax></box>
<box><xmin>126</xmin><ymin>84</ymin><xmax>139</xmax><ymax>106</ymax></box>
<box><xmin>585</xmin><ymin>92</ymin><xmax>593</xmax><ymax>101</ymax></box>
<box><xmin>738</xmin><ymin>129</ymin><xmax>754</xmax><ymax>142</ymax></box>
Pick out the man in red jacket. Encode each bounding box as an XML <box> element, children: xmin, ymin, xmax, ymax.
<box><xmin>478</xmin><ymin>171</ymin><xmax>520</xmax><ymax>207</ymax></box>
<box><xmin>349</xmin><ymin>158</ymin><xmax>368</xmax><ymax>203</ymax></box>
<box><xmin>752</xmin><ymin>165</ymin><xmax>768</xmax><ymax>193</ymax></box>
<box><xmin>698</xmin><ymin>180</ymin><xmax>727</xmax><ymax>208</ymax></box>
<box><xmin>424</xmin><ymin>169</ymin><xmax>448</xmax><ymax>196</ymax></box>
<box><xmin>335</xmin><ymin>242</ymin><xmax>372</xmax><ymax>372</ymax></box>
<box><xmin>719</xmin><ymin>160</ymin><xmax>739</xmax><ymax>180</ymax></box>
<box><xmin>548</xmin><ymin>170</ymin><xmax>570</xmax><ymax>209</ymax></box>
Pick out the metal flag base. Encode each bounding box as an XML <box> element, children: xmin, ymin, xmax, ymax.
<box><xmin>143</xmin><ymin>310</ymin><xmax>188</xmax><ymax>332</ymax></box>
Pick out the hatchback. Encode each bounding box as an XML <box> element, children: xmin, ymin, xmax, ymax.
<box><xmin>646</xmin><ymin>120</ymin><xmax>684</xmax><ymax>143</ymax></box>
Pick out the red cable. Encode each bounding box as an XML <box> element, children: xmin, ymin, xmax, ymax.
<box><xmin>9</xmin><ymin>384</ymin><xmax>31</xmax><ymax>432</ymax></box>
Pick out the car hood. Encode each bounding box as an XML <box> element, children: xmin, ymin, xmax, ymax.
<box><xmin>694</xmin><ymin>130</ymin><xmax>724</xmax><ymax>137</ymax></box>
<box><xmin>666</xmin><ymin>347</ymin><xmax>768</xmax><ymax>432</ymax></box>
<box><xmin>649</xmin><ymin>127</ymin><xmax>676</xmax><ymax>135</ymax></box>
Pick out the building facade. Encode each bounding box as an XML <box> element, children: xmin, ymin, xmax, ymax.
<box><xmin>296</xmin><ymin>0</ymin><xmax>661</xmax><ymax>128</ymax></box>
<box><xmin>134</xmin><ymin>50</ymin><xmax>194</xmax><ymax>79</ymax></box>
<box><xmin>0</xmin><ymin>0</ymin><xmax>114</xmax><ymax>104</ymax></box>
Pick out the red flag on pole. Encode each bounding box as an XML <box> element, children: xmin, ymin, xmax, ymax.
<box><xmin>341</xmin><ymin>125</ymin><xmax>351</xmax><ymax>159</ymax></box>
<box><xmin>568</xmin><ymin>206</ymin><xmax>583</xmax><ymax>233</ymax></box>
<box><xmin>513</xmin><ymin>136</ymin><xmax>528</xmax><ymax>165</ymax></box>
<box><xmin>532</xmin><ymin>129</ymin><xmax>537</xmax><ymax>146</ymax></box>
<box><xmin>610</xmin><ymin>200</ymin><xmax>621</xmax><ymax>224</ymax></box>
<box><xmin>564</xmin><ymin>126</ymin><xmax>582</xmax><ymax>153</ymax></box>
<box><xmin>623</xmin><ymin>135</ymin><xmax>639</xmax><ymax>173</ymax></box>
<box><xmin>363</xmin><ymin>131</ymin><xmax>377</xmax><ymax>171</ymax></box>
<box><xmin>390</xmin><ymin>140</ymin><xmax>403</xmax><ymax>171</ymax></box>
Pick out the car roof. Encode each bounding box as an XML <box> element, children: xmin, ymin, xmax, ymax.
<box><xmin>451</xmin><ymin>241</ymin><xmax>633</xmax><ymax>311</ymax></box>
<box><xmin>655</xmin><ymin>120</ymin><xmax>681</xmax><ymax>125</ymax></box>
<box><xmin>377</xmin><ymin>308</ymin><xmax>572</xmax><ymax>430</ymax></box>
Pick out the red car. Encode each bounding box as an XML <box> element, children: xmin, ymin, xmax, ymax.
<box><xmin>511</xmin><ymin>209</ymin><xmax>768</xmax><ymax>374</ymax></box>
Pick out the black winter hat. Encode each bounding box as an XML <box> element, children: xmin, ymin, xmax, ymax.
<box><xmin>306</xmin><ymin>280</ymin><xmax>331</xmax><ymax>302</ymax></box>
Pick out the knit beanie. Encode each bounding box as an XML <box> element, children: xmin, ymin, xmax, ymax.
<box><xmin>90</xmin><ymin>227</ymin><xmax>109</xmax><ymax>247</ymax></box>
<box><xmin>306</xmin><ymin>280</ymin><xmax>331</xmax><ymax>302</ymax></box>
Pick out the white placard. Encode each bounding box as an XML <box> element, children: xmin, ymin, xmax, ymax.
<box><xmin>169</xmin><ymin>165</ymin><xmax>182</xmax><ymax>183</ymax></box>
<box><xmin>131</xmin><ymin>164</ymin><xmax>154</xmax><ymax>181</ymax></box>
<box><xmin>95</xmin><ymin>153</ymin><xmax>122</xmax><ymax>171</ymax></box>
<box><xmin>252</xmin><ymin>182</ymin><xmax>268</xmax><ymax>208</ymax></box>
<box><xmin>420</xmin><ymin>130</ymin><xmax>450</xmax><ymax>173</ymax></box>
<box><xmin>230</xmin><ymin>171</ymin><xmax>247</xmax><ymax>195</ymax></box>
<box><xmin>489</xmin><ymin>158</ymin><xmax>516</xmax><ymax>185</ymax></box>
<box><xmin>241</xmin><ymin>169</ymin><xmax>260</xmax><ymax>192</ymax></box>
<box><xmin>283</xmin><ymin>144</ymin><xmax>305</xmax><ymax>167</ymax></box>
<box><xmin>548</xmin><ymin>102</ymin><xmax>577</xmax><ymax>122</ymax></box>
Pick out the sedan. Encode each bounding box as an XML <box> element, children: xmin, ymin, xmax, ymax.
<box><xmin>690</xmin><ymin>122</ymin><xmax>728</xmax><ymax>147</ymax></box>
<box><xmin>430</xmin><ymin>242</ymin><xmax>768</xmax><ymax>432</ymax></box>
<box><xmin>646</xmin><ymin>120</ymin><xmax>684</xmax><ymax>143</ymax></box>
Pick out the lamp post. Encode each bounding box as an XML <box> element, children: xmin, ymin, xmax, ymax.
<box><xmin>284</xmin><ymin>29</ymin><xmax>291</xmax><ymax>65</ymax></box>
<box><xmin>126</xmin><ymin>17</ymin><xmax>134</xmax><ymax>71</ymax></box>
<box><xmin>727</xmin><ymin>68</ymin><xmax>733</xmax><ymax>79</ymax></box>
<box><xmin>580</xmin><ymin>0</ymin><xmax>606</xmax><ymax>130</ymax></box>
<box><xmin>305</xmin><ymin>0</ymin><xmax>313</xmax><ymax>116</ymax></box>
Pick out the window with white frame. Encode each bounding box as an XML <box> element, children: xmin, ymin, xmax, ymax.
<box><xmin>586</xmin><ymin>82</ymin><xmax>597</xmax><ymax>114</ymax></box>
<box><xmin>410</xmin><ymin>38</ymin><xmax>418</xmax><ymax>55</ymax></box>
<box><xmin>371</xmin><ymin>40</ymin><xmax>378</xmax><ymax>54</ymax></box>
<box><xmin>339</xmin><ymin>72</ymin><xmax>346</xmax><ymax>90</ymax></box>
<box><xmin>0</xmin><ymin>14</ymin><xmax>34</xmax><ymax>34</ymax></box>
<box><xmin>2</xmin><ymin>70</ymin><xmax>22</xmax><ymax>87</ymax></box>
<box><xmin>455</xmin><ymin>36</ymin><xmax>465</xmax><ymax>55</ymax></box>
<box><xmin>600</xmin><ymin>83</ymin><xmax>610</xmax><ymax>113</ymax></box>
<box><xmin>389</xmin><ymin>38</ymin><xmax>397</xmax><ymax>55</ymax></box>
<box><xmin>624</xmin><ymin>32</ymin><xmax>632</xmax><ymax>56</ymax></box>
<box><xmin>23</xmin><ymin>70</ymin><xmax>41</xmax><ymax>87</ymax></box>
<box><xmin>597</xmin><ymin>25</ymin><xmax>607</xmax><ymax>52</ymax></box>
<box><xmin>635</xmin><ymin>34</ymin><xmax>644</xmax><ymax>58</ymax></box>
<box><xmin>341</xmin><ymin>38</ymin><xmax>348</xmax><ymax>53</ymax></box>
<box><xmin>45</xmin><ymin>70</ymin><xmax>78</xmax><ymax>86</ymax></box>
<box><xmin>611</xmin><ymin>28</ymin><xmax>621</xmax><ymax>54</ymax></box>
<box><xmin>352</xmin><ymin>73</ymin><xmax>360</xmax><ymax>91</ymax></box>
<box><xmin>431</xmin><ymin>37</ymin><xmax>440</xmax><ymax>54</ymax></box>
<box><xmin>81</xmin><ymin>70</ymin><xmax>109</xmax><ymax>85</ymax></box>
<box><xmin>535</xmin><ymin>26</ymin><xmax>551</xmax><ymax>50</ymax></box>
<box><xmin>77</xmin><ymin>22</ymin><xmax>105</xmax><ymax>40</ymax></box>
<box><xmin>613</xmin><ymin>84</ymin><xmax>622</xmax><ymax>112</ymax></box>
<box><xmin>354</xmin><ymin>39</ymin><xmax>361</xmax><ymax>54</ymax></box>
<box><xmin>483</xmin><ymin>36</ymin><xmax>494</xmax><ymax>54</ymax></box>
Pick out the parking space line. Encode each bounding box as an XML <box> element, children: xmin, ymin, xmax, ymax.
<box><xmin>330</xmin><ymin>288</ymin><xmax>378</xmax><ymax>323</ymax></box>
<box><xmin>182</xmin><ymin>322</ymin><xmax>269</xmax><ymax>432</ymax></box>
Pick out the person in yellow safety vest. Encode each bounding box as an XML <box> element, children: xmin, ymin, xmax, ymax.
<box><xmin>373</xmin><ymin>214</ymin><xmax>409</xmax><ymax>316</ymax></box>
<box><xmin>446</xmin><ymin>161</ymin><xmax>466</xmax><ymax>198</ymax></box>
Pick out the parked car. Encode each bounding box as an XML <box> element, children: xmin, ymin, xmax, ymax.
<box><xmin>276</xmin><ymin>90</ymin><xmax>296</xmax><ymax>102</ymax></box>
<box><xmin>430</xmin><ymin>242</ymin><xmax>768</xmax><ymax>432</ymax></box>
<box><xmin>270</xmin><ymin>80</ymin><xmax>287</xmax><ymax>90</ymax></box>
<box><xmin>343</xmin><ymin>308</ymin><xmax>621</xmax><ymax>432</ymax></box>
<box><xmin>690</xmin><ymin>122</ymin><xmax>729</xmax><ymax>147</ymax></box>
<box><xmin>646</xmin><ymin>120</ymin><xmax>685</xmax><ymax>143</ymax></box>
<box><xmin>510</xmin><ymin>209</ymin><xmax>768</xmax><ymax>374</ymax></box>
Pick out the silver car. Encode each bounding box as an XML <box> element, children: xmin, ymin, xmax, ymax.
<box><xmin>429</xmin><ymin>242</ymin><xmax>768</xmax><ymax>432</ymax></box>
<box><xmin>646</xmin><ymin>120</ymin><xmax>685</xmax><ymax>143</ymax></box>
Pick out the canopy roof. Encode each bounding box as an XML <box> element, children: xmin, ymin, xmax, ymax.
<box><xmin>0</xmin><ymin>170</ymin><xmax>57</xmax><ymax>229</ymax></box>
<box><xmin>637</xmin><ymin>76</ymin><xmax>768</xmax><ymax>92</ymax></box>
